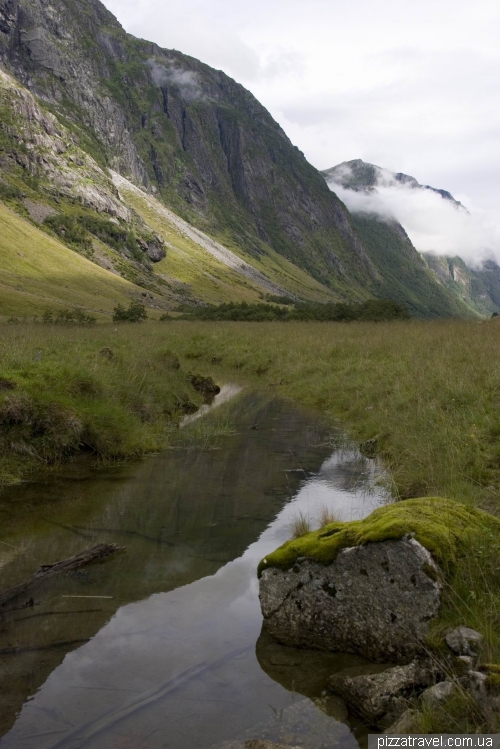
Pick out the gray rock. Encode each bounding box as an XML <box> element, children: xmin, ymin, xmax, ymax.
<box><xmin>421</xmin><ymin>680</ymin><xmax>456</xmax><ymax>708</ymax></box>
<box><xmin>145</xmin><ymin>240</ymin><xmax>166</xmax><ymax>263</ymax></box>
<box><xmin>445</xmin><ymin>627</ymin><xmax>484</xmax><ymax>656</ymax></box>
<box><xmin>259</xmin><ymin>536</ymin><xmax>442</xmax><ymax>662</ymax></box>
<box><xmin>384</xmin><ymin>709</ymin><xmax>421</xmax><ymax>734</ymax></box>
<box><xmin>328</xmin><ymin>659</ymin><xmax>439</xmax><ymax>725</ymax></box>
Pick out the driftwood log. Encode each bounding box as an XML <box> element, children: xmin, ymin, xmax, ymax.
<box><xmin>0</xmin><ymin>543</ymin><xmax>125</xmax><ymax>608</ymax></box>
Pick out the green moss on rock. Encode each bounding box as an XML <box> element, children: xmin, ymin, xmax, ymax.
<box><xmin>258</xmin><ymin>497</ymin><xmax>500</xmax><ymax>576</ymax></box>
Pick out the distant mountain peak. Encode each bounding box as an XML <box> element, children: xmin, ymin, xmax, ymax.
<box><xmin>322</xmin><ymin>159</ymin><xmax>465</xmax><ymax>210</ymax></box>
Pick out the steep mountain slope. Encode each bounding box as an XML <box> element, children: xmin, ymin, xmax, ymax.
<box><xmin>0</xmin><ymin>0</ymin><xmax>378</xmax><ymax>298</ymax></box>
<box><xmin>114</xmin><ymin>173</ymin><xmax>336</xmax><ymax>304</ymax></box>
<box><xmin>421</xmin><ymin>254</ymin><xmax>500</xmax><ymax>317</ymax></box>
<box><xmin>323</xmin><ymin>159</ymin><xmax>499</xmax><ymax>317</ymax></box>
<box><xmin>322</xmin><ymin>164</ymin><xmax>475</xmax><ymax>317</ymax></box>
<box><xmin>0</xmin><ymin>63</ymin><xmax>337</xmax><ymax>316</ymax></box>
<box><xmin>351</xmin><ymin>216</ymin><xmax>476</xmax><ymax>318</ymax></box>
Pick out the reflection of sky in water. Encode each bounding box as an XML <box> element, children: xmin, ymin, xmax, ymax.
<box><xmin>181</xmin><ymin>383</ymin><xmax>244</xmax><ymax>426</ymax></box>
<box><xmin>1</xmin><ymin>441</ymin><xmax>386</xmax><ymax>749</ymax></box>
<box><xmin>282</xmin><ymin>450</ymin><xmax>387</xmax><ymax>528</ymax></box>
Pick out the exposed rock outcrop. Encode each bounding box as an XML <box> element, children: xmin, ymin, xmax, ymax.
<box><xmin>138</xmin><ymin>235</ymin><xmax>166</xmax><ymax>263</ymax></box>
<box><xmin>0</xmin><ymin>67</ymin><xmax>130</xmax><ymax>220</ymax></box>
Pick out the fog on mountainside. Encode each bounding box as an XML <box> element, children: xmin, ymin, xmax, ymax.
<box><xmin>324</xmin><ymin>159</ymin><xmax>500</xmax><ymax>268</ymax></box>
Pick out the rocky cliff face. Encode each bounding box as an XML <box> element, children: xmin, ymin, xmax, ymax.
<box><xmin>422</xmin><ymin>253</ymin><xmax>500</xmax><ymax>316</ymax></box>
<box><xmin>0</xmin><ymin>0</ymin><xmax>378</xmax><ymax>295</ymax></box>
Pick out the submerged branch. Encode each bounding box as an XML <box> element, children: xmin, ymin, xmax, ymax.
<box><xmin>0</xmin><ymin>544</ymin><xmax>125</xmax><ymax>608</ymax></box>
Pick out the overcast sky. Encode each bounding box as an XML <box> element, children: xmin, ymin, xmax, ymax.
<box><xmin>104</xmin><ymin>0</ymin><xmax>499</xmax><ymax>217</ymax></box>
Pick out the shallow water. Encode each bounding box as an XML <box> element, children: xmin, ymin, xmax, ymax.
<box><xmin>0</xmin><ymin>389</ymin><xmax>387</xmax><ymax>749</ymax></box>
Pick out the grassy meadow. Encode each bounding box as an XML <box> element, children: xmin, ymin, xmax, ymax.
<box><xmin>1</xmin><ymin>317</ymin><xmax>500</xmax><ymax>729</ymax></box>
<box><xmin>2</xmin><ymin>316</ymin><xmax>500</xmax><ymax>505</ymax></box>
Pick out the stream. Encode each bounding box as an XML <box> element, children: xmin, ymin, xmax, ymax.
<box><xmin>0</xmin><ymin>387</ymin><xmax>388</xmax><ymax>749</ymax></box>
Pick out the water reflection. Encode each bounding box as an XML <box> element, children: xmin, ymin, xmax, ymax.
<box><xmin>181</xmin><ymin>383</ymin><xmax>244</xmax><ymax>426</ymax></box>
<box><xmin>0</xmin><ymin>391</ymin><xmax>387</xmax><ymax>749</ymax></box>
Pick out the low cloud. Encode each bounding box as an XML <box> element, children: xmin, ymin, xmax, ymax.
<box><xmin>147</xmin><ymin>60</ymin><xmax>206</xmax><ymax>102</ymax></box>
<box><xmin>327</xmin><ymin>169</ymin><xmax>500</xmax><ymax>268</ymax></box>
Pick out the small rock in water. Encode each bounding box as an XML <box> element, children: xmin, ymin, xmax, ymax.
<box><xmin>445</xmin><ymin>626</ymin><xmax>484</xmax><ymax>656</ymax></box>
<box><xmin>328</xmin><ymin>659</ymin><xmax>439</xmax><ymax>725</ymax></box>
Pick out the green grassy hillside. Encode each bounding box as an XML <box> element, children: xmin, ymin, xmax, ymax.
<box><xmin>0</xmin><ymin>202</ymin><xmax>141</xmax><ymax>318</ymax></box>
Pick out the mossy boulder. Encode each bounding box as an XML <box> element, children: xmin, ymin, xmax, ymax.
<box><xmin>258</xmin><ymin>497</ymin><xmax>500</xmax><ymax>577</ymax></box>
<box><xmin>258</xmin><ymin>498</ymin><xmax>500</xmax><ymax>663</ymax></box>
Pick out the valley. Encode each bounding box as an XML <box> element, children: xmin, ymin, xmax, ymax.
<box><xmin>1</xmin><ymin>0</ymin><xmax>500</xmax><ymax>742</ymax></box>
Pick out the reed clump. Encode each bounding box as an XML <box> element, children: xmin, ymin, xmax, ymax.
<box><xmin>288</xmin><ymin>510</ymin><xmax>312</xmax><ymax>539</ymax></box>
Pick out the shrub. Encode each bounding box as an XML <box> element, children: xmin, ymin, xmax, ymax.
<box><xmin>265</xmin><ymin>294</ymin><xmax>295</xmax><ymax>305</ymax></box>
<box><xmin>42</xmin><ymin>308</ymin><xmax>96</xmax><ymax>326</ymax></box>
<box><xmin>113</xmin><ymin>300</ymin><xmax>148</xmax><ymax>323</ymax></box>
<box><xmin>43</xmin><ymin>215</ymin><xmax>93</xmax><ymax>252</ymax></box>
<box><xmin>179</xmin><ymin>299</ymin><xmax>410</xmax><ymax>322</ymax></box>
<box><xmin>0</xmin><ymin>182</ymin><xmax>23</xmax><ymax>201</ymax></box>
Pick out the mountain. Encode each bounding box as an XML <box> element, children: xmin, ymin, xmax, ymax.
<box><xmin>0</xmin><ymin>0</ymin><xmax>483</xmax><ymax>319</ymax></box>
<box><xmin>323</xmin><ymin>159</ymin><xmax>465</xmax><ymax>210</ymax></box>
<box><xmin>0</xmin><ymin>0</ymin><xmax>381</xmax><ymax>304</ymax></box>
<box><xmin>323</xmin><ymin>159</ymin><xmax>500</xmax><ymax>317</ymax></box>
<box><xmin>0</xmin><ymin>62</ymin><xmax>347</xmax><ymax>317</ymax></box>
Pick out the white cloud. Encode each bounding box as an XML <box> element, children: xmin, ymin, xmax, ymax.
<box><xmin>146</xmin><ymin>60</ymin><xmax>206</xmax><ymax>102</ymax></box>
<box><xmin>326</xmin><ymin>169</ymin><xmax>500</xmax><ymax>266</ymax></box>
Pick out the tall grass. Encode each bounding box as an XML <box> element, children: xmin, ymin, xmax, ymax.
<box><xmin>3</xmin><ymin>317</ymin><xmax>500</xmax><ymax>514</ymax></box>
<box><xmin>317</xmin><ymin>505</ymin><xmax>338</xmax><ymax>528</ymax></box>
<box><xmin>0</xmin><ymin>323</ymin><xmax>207</xmax><ymax>483</ymax></box>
